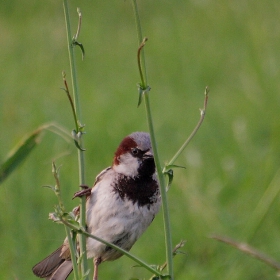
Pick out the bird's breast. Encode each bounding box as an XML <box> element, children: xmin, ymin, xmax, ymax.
<box><xmin>85</xmin><ymin>171</ymin><xmax>161</xmax><ymax>260</ymax></box>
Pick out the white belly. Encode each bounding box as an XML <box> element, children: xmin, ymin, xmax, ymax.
<box><xmin>85</xmin><ymin>174</ymin><xmax>160</xmax><ymax>261</ymax></box>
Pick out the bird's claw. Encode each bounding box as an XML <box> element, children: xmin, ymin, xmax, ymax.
<box><xmin>72</xmin><ymin>185</ymin><xmax>92</xmax><ymax>199</ymax></box>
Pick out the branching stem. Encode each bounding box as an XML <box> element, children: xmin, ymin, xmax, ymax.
<box><xmin>62</xmin><ymin>1</ymin><xmax>88</xmax><ymax>279</ymax></box>
<box><xmin>61</xmin><ymin>219</ymin><xmax>164</xmax><ymax>277</ymax></box>
<box><xmin>51</xmin><ymin>162</ymin><xmax>80</xmax><ymax>280</ymax></box>
<box><xmin>163</xmin><ymin>87</ymin><xmax>209</xmax><ymax>172</ymax></box>
<box><xmin>132</xmin><ymin>1</ymin><xmax>174</xmax><ymax>279</ymax></box>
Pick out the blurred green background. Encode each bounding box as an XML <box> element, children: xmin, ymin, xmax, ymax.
<box><xmin>1</xmin><ymin>0</ymin><xmax>280</xmax><ymax>279</ymax></box>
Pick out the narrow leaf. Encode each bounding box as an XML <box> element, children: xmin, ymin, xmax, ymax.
<box><xmin>165</xmin><ymin>169</ymin><xmax>173</xmax><ymax>190</ymax></box>
<box><xmin>164</xmin><ymin>164</ymin><xmax>186</xmax><ymax>171</ymax></box>
<box><xmin>73</xmin><ymin>41</ymin><xmax>85</xmax><ymax>60</ymax></box>
<box><xmin>137</xmin><ymin>84</ymin><xmax>144</xmax><ymax>107</ymax></box>
<box><xmin>0</xmin><ymin>128</ymin><xmax>43</xmax><ymax>184</ymax></box>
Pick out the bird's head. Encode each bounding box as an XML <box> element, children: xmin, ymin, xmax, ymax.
<box><xmin>113</xmin><ymin>132</ymin><xmax>155</xmax><ymax>178</ymax></box>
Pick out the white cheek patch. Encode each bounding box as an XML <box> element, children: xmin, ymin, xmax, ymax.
<box><xmin>113</xmin><ymin>153</ymin><xmax>139</xmax><ymax>177</ymax></box>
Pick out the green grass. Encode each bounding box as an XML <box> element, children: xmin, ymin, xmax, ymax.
<box><xmin>1</xmin><ymin>0</ymin><xmax>280</xmax><ymax>279</ymax></box>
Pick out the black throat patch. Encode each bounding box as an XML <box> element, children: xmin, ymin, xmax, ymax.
<box><xmin>113</xmin><ymin>158</ymin><xmax>159</xmax><ymax>207</ymax></box>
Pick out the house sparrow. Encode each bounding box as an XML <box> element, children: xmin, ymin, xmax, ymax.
<box><xmin>32</xmin><ymin>132</ymin><xmax>161</xmax><ymax>280</ymax></box>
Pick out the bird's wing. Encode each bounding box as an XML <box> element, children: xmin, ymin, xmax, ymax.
<box><xmin>92</xmin><ymin>166</ymin><xmax>112</xmax><ymax>187</ymax></box>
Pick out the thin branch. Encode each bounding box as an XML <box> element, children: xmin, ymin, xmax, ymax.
<box><xmin>62</xmin><ymin>72</ymin><xmax>79</xmax><ymax>133</ymax></box>
<box><xmin>50</xmin><ymin>162</ymin><xmax>80</xmax><ymax>280</ymax></box>
<box><xmin>60</xmin><ymin>218</ymin><xmax>164</xmax><ymax>278</ymax></box>
<box><xmin>132</xmin><ymin>0</ymin><xmax>147</xmax><ymax>85</ymax></box>
<box><xmin>164</xmin><ymin>86</ymin><xmax>209</xmax><ymax>172</ymax></box>
<box><xmin>243</xmin><ymin>168</ymin><xmax>280</xmax><ymax>242</ymax></box>
<box><xmin>73</xmin><ymin>8</ymin><xmax>82</xmax><ymax>41</ymax></box>
<box><xmin>159</xmin><ymin>240</ymin><xmax>186</xmax><ymax>273</ymax></box>
<box><xmin>211</xmin><ymin>235</ymin><xmax>280</xmax><ymax>272</ymax></box>
<box><xmin>137</xmin><ymin>37</ymin><xmax>148</xmax><ymax>88</ymax></box>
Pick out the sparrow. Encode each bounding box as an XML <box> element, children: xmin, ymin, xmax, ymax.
<box><xmin>32</xmin><ymin>132</ymin><xmax>161</xmax><ymax>280</ymax></box>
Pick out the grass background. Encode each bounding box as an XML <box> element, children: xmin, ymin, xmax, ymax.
<box><xmin>1</xmin><ymin>0</ymin><xmax>280</xmax><ymax>279</ymax></box>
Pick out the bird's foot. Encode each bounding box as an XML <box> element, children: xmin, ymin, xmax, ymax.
<box><xmin>72</xmin><ymin>185</ymin><xmax>92</xmax><ymax>199</ymax></box>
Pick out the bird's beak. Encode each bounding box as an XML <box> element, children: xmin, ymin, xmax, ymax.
<box><xmin>143</xmin><ymin>150</ymin><xmax>153</xmax><ymax>160</ymax></box>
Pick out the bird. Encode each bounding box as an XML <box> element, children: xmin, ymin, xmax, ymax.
<box><xmin>32</xmin><ymin>132</ymin><xmax>161</xmax><ymax>280</ymax></box>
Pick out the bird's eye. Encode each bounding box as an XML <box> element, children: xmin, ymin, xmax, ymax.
<box><xmin>131</xmin><ymin>148</ymin><xmax>139</xmax><ymax>156</ymax></box>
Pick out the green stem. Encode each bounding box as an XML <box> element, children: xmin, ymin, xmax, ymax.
<box><xmin>62</xmin><ymin>219</ymin><xmax>163</xmax><ymax>277</ymax></box>
<box><xmin>137</xmin><ymin>37</ymin><xmax>148</xmax><ymax>87</ymax></box>
<box><xmin>63</xmin><ymin>1</ymin><xmax>88</xmax><ymax>279</ymax></box>
<box><xmin>132</xmin><ymin>1</ymin><xmax>174</xmax><ymax>278</ymax></box>
<box><xmin>164</xmin><ymin>87</ymin><xmax>209</xmax><ymax>171</ymax></box>
<box><xmin>132</xmin><ymin>0</ymin><xmax>148</xmax><ymax>85</ymax></box>
<box><xmin>51</xmin><ymin>162</ymin><xmax>80</xmax><ymax>280</ymax></box>
<box><xmin>143</xmin><ymin>93</ymin><xmax>174</xmax><ymax>279</ymax></box>
<box><xmin>62</xmin><ymin>72</ymin><xmax>79</xmax><ymax>133</ymax></box>
<box><xmin>244</xmin><ymin>168</ymin><xmax>280</xmax><ymax>242</ymax></box>
<box><xmin>65</xmin><ymin>226</ymin><xmax>80</xmax><ymax>280</ymax></box>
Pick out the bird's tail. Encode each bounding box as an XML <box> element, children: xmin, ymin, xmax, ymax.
<box><xmin>32</xmin><ymin>246</ymin><xmax>73</xmax><ymax>280</ymax></box>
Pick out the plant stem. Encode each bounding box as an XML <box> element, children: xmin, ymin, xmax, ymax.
<box><xmin>132</xmin><ymin>1</ymin><xmax>174</xmax><ymax>278</ymax></box>
<box><xmin>51</xmin><ymin>161</ymin><xmax>80</xmax><ymax>280</ymax></box>
<box><xmin>132</xmin><ymin>0</ymin><xmax>147</xmax><ymax>85</ymax></box>
<box><xmin>63</xmin><ymin>1</ymin><xmax>88</xmax><ymax>278</ymax></box>
<box><xmin>61</xmin><ymin>219</ymin><xmax>163</xmax><ymax>277</ymax></box>
<box><xmin>164</xmin><ymin>87</ymin><xmax>209</xmax><ymax>171</ymax></box>
<box><xmin>143</xmin><ymin>91</ymin><xmax>174</xmax><ymax>280</ymax></box>
<box><xmin>244</xmin><ymin>168</ymin><xmax>280</xmax><ymax>242</ymax></box>
<box><xmin>212</xmin><ymin>235</ymin><xmax>280</xmax><ymax>272</ymax></box>
<box><xmin>65</xmin><ymin>226</ymin><xmax>80</xmax><ymax>279</ymax></box>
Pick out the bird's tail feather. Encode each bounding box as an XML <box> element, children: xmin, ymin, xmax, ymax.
<box><xmin>32</xmin><ymin>246</ymin><xmax>73</xmax><ymax>280</ymax></box>
<box><xmin>45</xmin><ymin>260</ymin><xmax>73</xmax><ymax>280</ymax></box>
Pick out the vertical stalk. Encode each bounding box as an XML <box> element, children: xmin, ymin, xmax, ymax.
<box><xmin>132</xmin><ymin>1</ymin><xmax>174</xmax><ymax>278</ymax></box>
<box><xmin>52</xmin><ymin>161</ymin><xmax>80</xmax><ymax>280</ymax></box>
<box><xmin>143</xmin><ymin>93</ymin><xmax>174</xmax><ymax>280</ymax></box>
<box><xmin>63</xmin><ymin>1</ymin><xmax>88</xmax><ymax>279</ymax></box>
<box><xmin>132</xmin><ymin>0</ymin><xmax>148</xmax><ymax>85</ymax></box>
<box><xmin>65</xmin><ymin>227</ymin><xmax>80</xmax><ymax>279</ymax></box>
